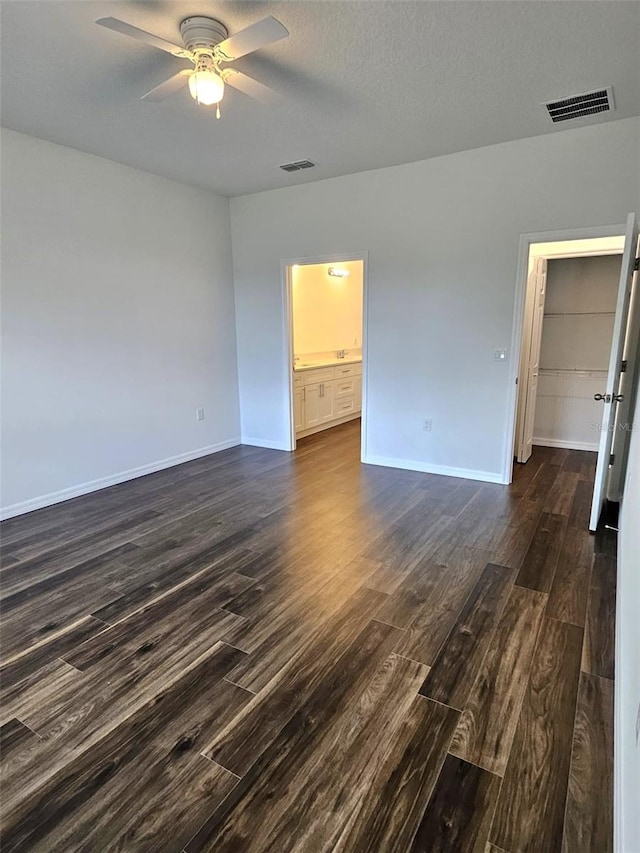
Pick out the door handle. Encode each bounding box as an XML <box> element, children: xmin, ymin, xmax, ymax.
<box><xmin>594</xmin><ymin>393</ymin><xmax>625</xmax><ymax>403</ymax></box>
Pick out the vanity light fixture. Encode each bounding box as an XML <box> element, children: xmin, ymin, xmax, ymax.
<box><xmin>327</xmin><ymin>267</ymin><xmax>350</xmax><ymax>278</ymax></box>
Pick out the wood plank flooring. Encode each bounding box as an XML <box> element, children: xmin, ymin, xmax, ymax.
<box><xmin>0</xmin><ymin>422</ymin><xmax>616</xmax><ymax>851</ymax></box>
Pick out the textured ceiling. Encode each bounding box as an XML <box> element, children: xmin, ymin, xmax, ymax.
<box><xmin>1</xmin><ymin>1</ymin><xmax>639</xmax><ymax>196</ymax></box>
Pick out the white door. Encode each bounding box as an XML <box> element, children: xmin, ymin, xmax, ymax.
<box><xmin>607</xmin><ymin>251</ymin><xmax>640</xmax><ymax>500</ymax></box>
<box><xmin>589</xmin><ymin>212</ymin><xmax>639</xmax><ymax>531</ymax></box>
<box><xmin>304</xmin><ymin>383</ymin><xmax>321</xmax><ymax>429</ymax></box>
<box><xmin>517</xmin><ymin>257</ymin><xmax>547</xmax><ymax>463</ymax></box>
<box><xmin>318</xmin><ymin>381</ymin><xmax>336</xmax><ymax>424</ymax></box>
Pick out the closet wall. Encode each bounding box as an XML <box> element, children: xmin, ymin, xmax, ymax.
<box><xmin>534</xmin><ymin>254</ymin><xmax>621</xmax><ymax>450</ymax></box>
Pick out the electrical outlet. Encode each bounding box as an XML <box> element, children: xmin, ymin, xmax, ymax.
<box><xmin>196</xmin><ymin>408</ymin><xmax>205</xmax><ymax>421</ymax></box>
<box><xmin>423</xmin><ymin>418</ymin><xmax>432</xmax><ymax>432</ymax></box>
<box><xmin>494</xmin><ymin>348</ymin><xmax>508</xmax><ymax>361</ymax></box>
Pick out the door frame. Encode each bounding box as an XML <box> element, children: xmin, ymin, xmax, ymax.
<box><xmin>282</xmin><ymin>251</ymin><xmax>369</xmax><ymax>457</ymax></box>
<box><xmin>503</xmin><ymin>223</ymin><xmax>627</xmax><ymax>484</ymax></box>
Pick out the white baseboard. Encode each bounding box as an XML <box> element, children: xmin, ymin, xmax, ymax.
<box><xmin>240</xmin><ymin>437</ymin><xmax>292</xmax><ymax>451</ymax></box>
<box><xmin>361</xmin><ymin>454</ymin><xmax>505</xmax><ymax>484</ymax></box>
<box><xmin>533</xmin><ymin>437</ymin><xmax>599</xmax><ymax>452</ymax></box>
<box><xmin>0</xmin><ymin>438</ymin><xmax>241</xmax><ymax>520</ymax></box>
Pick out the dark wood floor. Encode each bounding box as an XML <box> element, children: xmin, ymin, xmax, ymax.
<box><xmin>0</xmin><ymin>420</ymin><xmax>616</xmax><ymax>852</ymax></box>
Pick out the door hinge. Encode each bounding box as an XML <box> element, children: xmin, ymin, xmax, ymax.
<box><xmin>621</xmin><ymin>359</ymin><xmax>628</xmax><ymax>373</ymax></box>
<box><xmin>634</xmin><ymin>257</ymin><xmax>640</xmax><ymax>272</ymax></box>
<box><xmin>609</xmin><ymin>453</ymin><xmax>615</xmax><ymax>466</ymax></box>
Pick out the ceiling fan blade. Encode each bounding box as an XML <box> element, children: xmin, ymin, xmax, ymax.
<box><xmin>141</xmin><ymin>69</ymin><xmax>192</xmax><ymax>102</ymax></box>
<box><xmin>223</xmin><ymin>69</ymin><xmax>283</xmax><ymax>106</ymax></box>
<box><xmin>215</xmin><ymin>16</ymin><xmax>288</xmax><ymax>61</ymax></box>
<box><xmin>96</xmin><ymin>17</ymin><xmax>192</xmax><ymax>59</ymax></box>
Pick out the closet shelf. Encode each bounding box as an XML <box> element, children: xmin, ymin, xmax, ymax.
<box><xmin>539</xmin><ymin>368</ymin><xmax>608</xmax><ymax>375</ymax></box>
<box><xmin>543</xmin><ymin>311</ymin><xmax>615</xmax><ymax>318</ymax></box>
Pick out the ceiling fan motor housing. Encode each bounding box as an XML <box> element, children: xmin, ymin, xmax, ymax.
<box><xmin>180</xmin><ymin>17</ymin><xmax>228</xmax><ymax>52</ymax></box>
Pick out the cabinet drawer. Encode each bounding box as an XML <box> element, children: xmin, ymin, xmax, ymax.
<box><xmin>335</xmin><ymin>378</ymin><xmax>355</xmax><ymax>398</ymax></box>
<box><xmin>335</xmin><ymin>396</ymin><xmax>356</xmax><ymax>416</ymax></box>
<box><xmin>334</xmin><ymin>363</ymin><xmax>358</xmax><ymax>378</ymax></box>
<box><xmin>301</xmin><ymin>367</ymin><xmax>335</xmax><ymax>385</ymax></box>
<box><xmin>293</xmin><ymin>373</ymin><xmax>305</xmax><ymax>387</ymax></box>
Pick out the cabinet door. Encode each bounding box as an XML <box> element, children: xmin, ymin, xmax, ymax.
<box><xmin>318</xmin><ymin>380</ymin><xmax>336</xmax><ymax>424</ymax></box>
<box><xmin>294</xmin><ymin>387</ymin><xmax>305</xmax><ymax>432</ymax></box>
<box><xmin>304</xmin><ymin>383</ymin><xmax>321</xmax><ymax>429</ymax></box>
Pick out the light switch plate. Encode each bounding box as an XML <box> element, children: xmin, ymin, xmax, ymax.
<box><xmin>494</xmin><ymin>349</ymin><xmax>508</xmax><ymax>361</ymax></box>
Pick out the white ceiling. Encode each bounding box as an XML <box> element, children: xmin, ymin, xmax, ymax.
<box><xmin>2</xmin><ymin>1</ymin><xmax>639</xmax><ymax>197</ymax></box>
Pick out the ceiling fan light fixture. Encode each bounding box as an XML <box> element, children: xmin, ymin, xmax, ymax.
<box><xmin>188</xmin><ymin>70</ymin><xmax>225</xmax><ymax>106</ymax></box>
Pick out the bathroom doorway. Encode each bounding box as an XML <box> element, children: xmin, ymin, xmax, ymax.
<box><xmin>283</xmin><ymin>254</ymin><xmax>368</xmax><ymax>455</ymax></box>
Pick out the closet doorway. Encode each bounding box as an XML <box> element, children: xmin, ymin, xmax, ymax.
<box><xmin>512</xmin><ymin>216</ymin><xmax>640</xmax><ymax>529</ymax></box>
<box><xmin>505</xmin><ymin>213</ymin><xmax>640</xmax><ymax>531</ymax></box>
<box><xmin>515</xmin><ymin>236</ymin><xmax>623</xmax><ymax>467</ymax></box>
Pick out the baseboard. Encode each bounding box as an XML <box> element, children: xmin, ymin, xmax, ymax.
<box><xmin>533</xmin><ymin>437</ymin><xmax>599</xmax><ymax>452</ymax></box>
<box><xmin>0</xmin><ymin>438</ymin><xmax>241</xmax><ymax>520</ymax></box>
<box><xmin>361</xmin><ymin>454</ymin><xmax>504</xmax><ymax>484</ymax></box>
<box><xmin>240</xmin><ymin>437</ymin><xmax>292</xmax><ymax>451</ymax></box>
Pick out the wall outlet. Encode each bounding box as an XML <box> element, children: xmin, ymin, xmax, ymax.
<box><xmin>494</xmin><ymin>348</ymin><xmax>508</xmax><ymax>361</ymax></box>
<box><xmin>196</xmin><ymin>407</ymin><xmax>205</xmax><ymax>421</ymax></box>
<box><xmin>423</xmin><ymin>418</ymin><xmax>432</xmax><ymax>432</ymax></box>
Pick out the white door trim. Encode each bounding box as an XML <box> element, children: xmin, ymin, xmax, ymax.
<box><xmin>503</xmin><ymin>223</ymin><xmax>627</xmax><ymax>484</ymax></box>
<box><xmin>281</xmin><ymin>252</ymin><xmax>369</xmax><ymax>458</ymax></box>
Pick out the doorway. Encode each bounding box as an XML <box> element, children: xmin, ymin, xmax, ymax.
<box><xmin>509</xmin><ymin>216</ymin><xmax>640</xmax><ymax>530</ymax></box>
<box><xmin>515</xmin><ymin>238</ymin><xmax>624</xmax><ymax>463</ymax></box>
<box><xmin>283</xmin><ymin>254</ymin><xmax>368</xmax><ymax>455</ymax></box>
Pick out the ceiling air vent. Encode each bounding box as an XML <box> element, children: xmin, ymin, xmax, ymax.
<box><xmin>279</xmin><ymin>159</ymin><xmax>316</xmax><ymax>172</ymax></box>
<box><xmin>544</xmin><ymin>87</ymin><xmax>614</xmax><ymax>123</ymax></box>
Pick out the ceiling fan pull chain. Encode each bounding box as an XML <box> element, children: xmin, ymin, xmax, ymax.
<box><xmin>216</xmin><ymin>104</ymin><xmax>221</xmax><ymax>120</ymax></box>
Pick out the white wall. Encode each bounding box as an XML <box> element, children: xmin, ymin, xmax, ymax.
<box><xmin>1</xmin><ymin>129</ymin><xmax>240</xmax><ymax>516</ymax></box>
<box><xmin>292</xmin><ymin>261</ymin><xmax>363</xmax><ymax>355</ymax></box>
<box><xmin>534</xmin><ymin>255</ymin><xmax>621</xmax><ymax>450</ymax></box>
<box><xmin>616</xmin><ymin>377</ymin><xmax>640</xmax><ymax>853</ymax></box>
<box><xmin>231</xmin><ymin>117</ymin><xmax>640</xmax><ymax>479</ymax></box>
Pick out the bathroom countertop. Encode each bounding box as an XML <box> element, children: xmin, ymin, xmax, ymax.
<box><xmin>293</xmin><ymin>356</ymin><xmax>362</xmax><ymax>372</ymax></box>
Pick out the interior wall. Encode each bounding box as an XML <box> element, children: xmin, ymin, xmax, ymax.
<box><xmin>231</xmin><ymin>117</ymin><xmax>640</xmax><ymax>473</ymax></box>
<box><xmin>1</xmin><ymin>128</ymin><xmax>240</xmax><ymax>517</ymax></box>
<box><xmin>292</xmin><ymin>261</ymin><xmax>363</xmax><ymax>355</ymax></box>
<box><xmin>534</xmin><ymin>254</ymin><xmax>621</xmax><ymax>450</ymax></box>
<box><xmin>617</xmin><ymin>373</ymin><xmax>640</xmax><ymax>853</ymax></box>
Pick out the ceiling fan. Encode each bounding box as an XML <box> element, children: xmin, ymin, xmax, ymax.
<box><xmin>96</xmin><ymin>14</ymin><xmax>289</xmax><ymax>118</ymax></box>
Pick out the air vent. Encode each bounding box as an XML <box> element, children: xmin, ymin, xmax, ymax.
<box><xmin>544</xmin><ymin>87</ymin><xmax>614</xmax><ymax>123</ymax></box>
<box><xmin>279</xmin><ymin>159</ymin><xmax>316</xmax><ymax>172</ymax></box>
